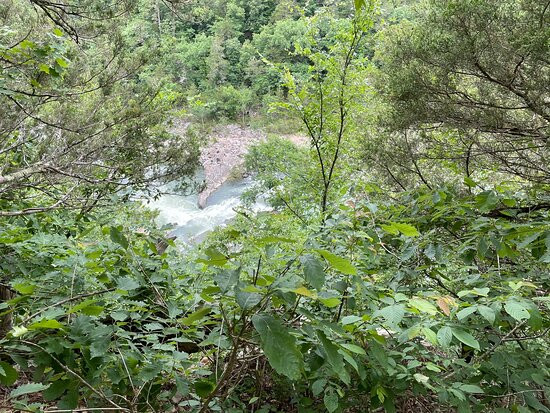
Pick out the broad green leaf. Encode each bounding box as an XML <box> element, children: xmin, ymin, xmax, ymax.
<box><xmin>312</xmin><ymin>378</ymin><xmax>327</xmax><ymax>396</ymax></box>
<box><xmin>117</xmin><ymin>277</ymin><xmax>140</xmax><ymax>291</ymax></box>
<box><xmin>316</xmin><ymin>250</ymin><xmax>357</xmax><ymax>275</ymax></box>
<box><xmin>300</xmin><ymin>254</ymin><xmax>326</xmax><ymax>290</ymax></box>
<box><xmin>196</xmin><ymin>247</ymin><xmax>227</xmax><ymax>267</ymax></box>
<box><xmin>381</xmin><ymin>224</ymin><xmax>399</xmax><ymax>235</ymax></box>
<box><xmin>11</xmin><ymin>325</ymin><xmax>28</xmax><ymax>337</ymax></box>
<box><xmin>452</xmin><ymin>329</ymin><xmax>480</xmax><ymax>350</ymax></box>
<box><xmin>392</xmin><ymin>223</ymin><xmax>420</xmax><ymax>237</ymax></box>
<box><xmin>437</xmin><ymin>326</ymin><xmax>453</xmax><ymax>347</ymax></box>
<box><xmin>320</xmin><ymin>297</ymin><xmax>341</xmax><ymax>308</ymax></box>
<box><xmin>504</xmin><ymin>300</ymin><xmax>530</xmax><ymax>321</ymax></box>
<box><xmin>181</xmin><ymin>307</ymin><xmax>211</xmax><ymax>326</ymax></box>
<box><xmin>408</xmin><ymin>298</ymin><xmax>438</xmax><ymax>315</ymax></box>
<box><xmin>324</xmin><ymin>389</ymin><xmax>339</xmax><ymax>413</ymax></box>
<box><xmin>256</xmin><ymin>236</ymin><xmax>295</xmax><ymax>245</ymax></box>
<box><xmin>341</xmin><ymin>315</ymin><xmax>362</xmax><ymax>325</ymax></box>
<box><xmin>293</xmin><ymin>286</ymin><xmax>317</xmax><ymax>299</ymax></box>
<box><xmin>464</xmin><ymin>176</ymin><xmax>477</xmax><ymax>188</ymax></box>
<box><xmin>422</xmin><ymin>327</ymin><xmax>438</xmax><ymax>346</ymax></box>
<box><xmin>317</xmin><ymin>330</ymin><xmax>350</xmax><ymax>384</ymax></box>
<box><xmin>340</xmin><ymin>349</ymin><xmax>359</xmax><ymax>372</ymax></box>
<box><xmin>109</xmin><ymin>226</ymin><xmax>128</xmax><ymax>249</ymax></box>
<box><xmin>10</xmin><ymin>382</ymin><xmax>50</xmax><ymax>398</ymax></box>
<box><xmin>426</xmin><ymin>362</ymin><xmax>442</xmax><ymax>372</ymax></box>
<box><xmin>477</xmin><ymin>305</ymin><xmax>496</xmax><ymax>324</ymax></box>
<box><xmin>354</xmin><ymin>0</ymin><xmax>367</xmax><ymax>12</ymax></box>
<box><xmin>340</xmin><ymin>343</ymin><xmax>366</xmax><ymax>355</ymax></box>
<box><xmin>414</xmin><ymin>373</ymin><xmax>429</xmax><ymax>384</ymax></box>
<box><xmin>214</xmin><ymin>267</ymin><xmax>240</xmax><ymax>293</ymax></box>
<box><xmin>55</xmin><ymin>57</ymin><xmax>69</xmax><ymax>68</ymax></box>
<box><xmin>235</xmin><ymin>286</ymin><xmax>262</xmax><ymax>310</ymax></box>
<box><xmin>194</xmin><ymin>380</ymin><xmax>215</xmax><ymax>398</ymax></box>
<box><xmin>375</xmin><ymin>304</ymin><xmax>405</xmax><ymax>326</ymax></box>
<box><xmin>13</xmin><ymin>283</ymin><xmax>36</xmax><ymax>295</ymax></box>
<box><xmin>28</xmin><ymin>319</ymin><xmax>64</xmax><ymax>330</ymax></box>
<box><xmin>43</xmin><ymin>380</ymin><xmax>70</xmax><ymax>401</ymax></box>
<box><xmin>0</xmin><ymin>362</ymin><xmax>17</xmax><ymax>386</ymax></box>
<box><xmin>456</xmin><ymin>306</ymin><xmax>477</xmax><ymax>321</ymax></box>
<box><xmin>252</xmin><ymin>314</ymin><xmax>303</xmax><ymax>380</ymax></box>
<box><xmin>67</xmin><ymin>299</ymin><xmax>97</xmax><ymax>314</ymax></box>
<box><xmin>459</xmin><ymin>384</ymin><xmax>484</xmax><ymax>394</ymax></box>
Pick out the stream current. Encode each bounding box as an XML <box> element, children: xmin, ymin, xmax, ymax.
<box><xmin>145</xmin><ymin>177</ymin><xmax>263</xmax><ymax>244</ymax></box>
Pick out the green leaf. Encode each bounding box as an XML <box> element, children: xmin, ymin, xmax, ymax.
<box><xmin>53</xmin><ymin>28</ymin><xmax>63</xmax><ymax>36</ymax></box>
<box><xmin>316</xmin><ymin>250</ymin><xmax>357</xmax><ymax>275</ymax></box>
<box><xmin>437</xmin><ymin>326</ymin><xmax>453</xmax><ymax>347</ymax></box>
<box><xmin>320</xmin><ymin>297</ymin><xmax>341</xmax><ymax>308</ymax></box>
<box><xmin>392</xmin><ymin>223</ymin><xmax>420</xmax><ymax>237</ymax></box>
<box><xmin>354</xmin><ymin>0</ymin><xmax>367</xmax><ymax>12</ymax></box>
<box><xmin>340</xmin><ymin>343</ymin><xmax>366</xmax><ymax>355</ymax></box>
<box><xmin>317</xmin><ymin>330</ymin><xmax>350</xmax><ymax>384</ymax></box>
<box><xmin>117</xmin><ymin>277</ymin><xmax>140</xmax><ymax>291</ymax></box>
<box><xmin>109</xmin><ymin>226</ymin><xmax>128</xmax><ymax>249</ymax></box>
<box><xmin>181</xmin><ymin>307</ymin><xmax>211</xmax><ymax>326</ymax></box>
<box><xmin>408</xmin><ymin>298</ymin><xmax>438</xmax><ymax>315</ymax></box>
<box><xmin>456</xmin><ymin>306</ymin><xmax>477</xmax><ymax>321</ymax></box>
<box><xmin>341</xmin><ymin>315</ymin><xmax>362</xmax><ymax>325</ymax></box>
<box><xmin>464</xmin><ymin>176</ymin><xmax>477</xmax><ymax>188</ymax></box>
<box><xmin>252</xmin><ymin>314</ymin><xmax>303</xmax><ymax>380</ymax></box>
<box><xmin>235</xmin><ymin>286</ymin><xmax>262</xmax><ymax>310</ymax></box>
<box><xmin>381</xmin><ymin>224</ymin><xmax>399</xmax><ymax>235</ymax></box>
<box><xmin>504</xmin><ymin>300</ymin><xmax>530</xmax><ymax>321</ymax></box>
<box><xmin>194</xmin><ymin>380</ymin><xmax>215</xmax><ymax>398</ymax></box>
<box><xmin>256</xmin><ymin>235</ymin><xmax>295</xmax><ymax>245</ymax></box>
<box><xmin>67</xmin><ymin>299</ymin><xmax>97</xmax><ymax>314</ymax></box>
<box><xmin>214</xmin><ymin>267</ymin><xmax>240</xmax><ymax>293</ymax></box>
<box><xmin>477</xmin><ymin>305</ymin><xmax>496</xmax><ymax>324</ymax></box>
<box><xmin>452</xmin><ymin>329</ymin><xmax>480</xmax><ymax>350</ymax></box>
<box><xmin>13</xmin><ymin>283</ymin><xmax>36</xmax><ymax>295</ymax></box>
<box><xmin>197</xmin><ymin>247</ymin><xmax>227</xmax><ymax>267</ymax></box>
<box><xmin>0</xmin><ymin>362</ymin><xmax>17</xmax><ymax>386</ymax></box>
<box><xmin>422</xmin><ymin>327</ymin><xmax>438</xmax><ymax>346</ymax></box>
<box><xmin>43</xmin><ymin>380</ymin><xmax>70</xmax><ymax>401</ymax></box>
<box><xmin>324</xmin><ymin>389</ymin><xmax>339</xmax><ymax>413</ymax></box>
<box><xmin>375</xmin><ymin>304</ymin><xmax>405</xmax><ymax>326</ymax></box>
<box><xmin>55</xmin><ymin>57</ymin><xmax>69</xmax><ymax>68</ymax></box>
<box><xmin>414</xmin><ymin>373</ymin><xmax>429</xmax><ymax>384</ymax></box>
<box><xmin>312</xmin><ymin>378</ymin><xmax>326</xmax><ymax>396</ymax></box>
<box><xmin>28</xmin><ymin>319</ymin><xmax>64</xmax><ymax>330</ymax></box>
<box><xmin>10</xmin><ymin>382</ymin><xmax>50</xmax><ymax>398</ymax></box>
<box><xmin>459</xmin><ymin>384</ymin><xmax>484</xmax><ymax>394</ymax></box>
<box><xmin>300</xmin><ymin>254</ymin><xmax>326</xmax><ymax>290</ymax></box>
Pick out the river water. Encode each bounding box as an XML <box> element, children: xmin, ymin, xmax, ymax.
<box><xmin>145</xmin><ymin>177</ymin><xmax>260</xmax><ymax>244</ymax></box>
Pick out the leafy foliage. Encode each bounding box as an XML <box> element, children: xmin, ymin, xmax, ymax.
<box><xmin>1</xmin><ymin>0</ymin><xmax>549</xmax><ymax>412</ymax></box>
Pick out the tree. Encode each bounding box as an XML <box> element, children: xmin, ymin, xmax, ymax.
<box><xmin>0</xmin><ymin>0</ymin><xmax>198</xmax><ymax>218</ymax></box>
<box><xmin>374</xmin><ymin>0</ymin><xmax>550</xmax><ymax>185</ymax></box>
<box><xmin>279</xmin><ymin>6</ymin><xmax>373</xmax><ymax>218</ymax></box>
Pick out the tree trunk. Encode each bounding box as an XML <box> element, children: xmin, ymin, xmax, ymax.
<box><xmin>0</xmin><ymin>285</ymin><xmax>13</xmax><ymax>338</ymax></box>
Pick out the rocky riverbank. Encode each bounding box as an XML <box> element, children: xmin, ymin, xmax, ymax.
<box><xmin>172</xmin><ymin>119</ymin><xmax>307</xmax><ymax>209</ymax></box>
<box><xmin>197</xmin><ymin>124</ymin><xmax>266</xmax><ymax>208</ymax></box>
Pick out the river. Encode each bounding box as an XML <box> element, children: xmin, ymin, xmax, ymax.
<box><xmin>145</xmin><ymin>177</ymin><xmax>262</xmax><ymax>244</ymax></box>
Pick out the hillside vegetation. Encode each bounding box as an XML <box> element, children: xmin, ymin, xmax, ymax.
<box><xmin>0</xmin><ymin>0</ymin><xmax>549</xmax><ymax>412</ymax></box>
